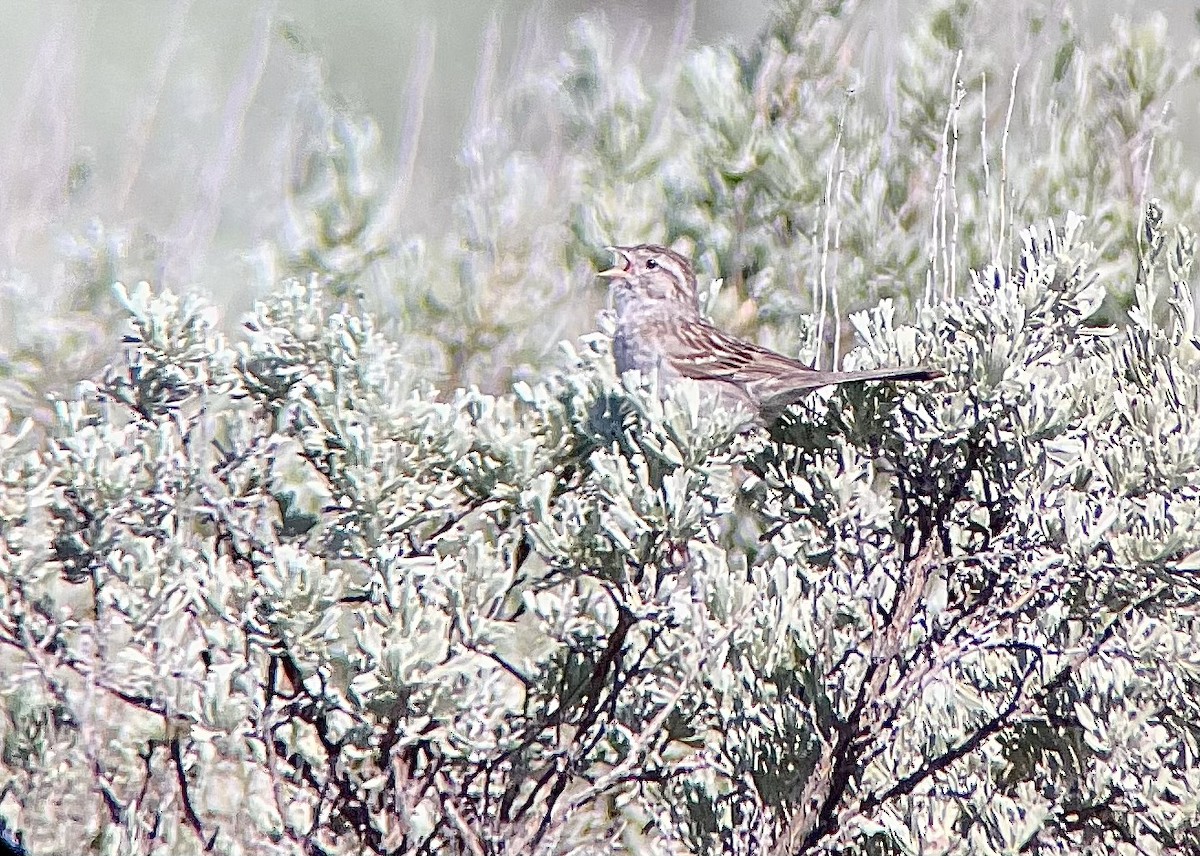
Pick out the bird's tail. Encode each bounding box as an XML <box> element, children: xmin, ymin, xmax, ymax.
<box><xmin>760</xmin><ymin>365</ymin><xmax>944</xmax><ymax>417</ymax></box>
<box><xmin>821</xmin><ymin>366</ymin><xmax>945</xmax><ymax>384</ymax></box>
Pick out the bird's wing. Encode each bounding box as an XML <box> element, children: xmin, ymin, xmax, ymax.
<box><xmin>663</xmin><ymin>318</ymin><xmax>942</xmax><ymax>409</ymax></box>
<box><xmin>663</xmin><ymin>318</ymin><xmax>823</xmax><ymax>391</ymax></box>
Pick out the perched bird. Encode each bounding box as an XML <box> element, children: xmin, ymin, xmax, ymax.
<box><xmin>598</xmin><ymin>244</ymin><xmax>943</xmax><ymax>421</ymax></box>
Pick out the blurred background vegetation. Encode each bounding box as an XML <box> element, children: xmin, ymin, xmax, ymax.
<box><xmin>1</xmin><ymin>0</ymin><xmax>1197</xmax><ymax>418</ymax></box>
<box><xmin>3</xmin><ymin>4</ymin><xmax>1200</xmax><ymax>853</ymax></box>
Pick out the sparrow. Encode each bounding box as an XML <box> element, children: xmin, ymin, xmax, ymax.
<box><xmin>598</xmin><ymin>244</ymin><xmax>943</xmax><ymax>421</ymax></box>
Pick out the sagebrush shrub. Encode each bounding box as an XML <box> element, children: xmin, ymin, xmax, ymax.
<box><xmin>2</xmin><ymin>2</ymin><xmax>1200</xmax><ymax>855</ymax></box>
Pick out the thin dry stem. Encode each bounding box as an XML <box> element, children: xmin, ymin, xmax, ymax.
<box><xmin>115</xmin><ymin>0</ymin><xmax>193</xmax><ymax>214</ymax></box>
<box><xmin>384</xmin><ymin>20</ymin><xmax>437</xmax><ymax>230</ymax></box>
<box><xmin>164</xmin><ymin>0</ymin><xmax>276</xmax><ymax>286</ymax></box>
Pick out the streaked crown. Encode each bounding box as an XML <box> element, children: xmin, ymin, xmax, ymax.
<box><xmin>598</xmin><ymin>244</ymin><xmax>699</xmax><ymax>309</ymax></box>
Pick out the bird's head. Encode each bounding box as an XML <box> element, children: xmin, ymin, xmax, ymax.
<box><xmin>598</xmin><ymin>244</ymin><xmax>699</xmax><ymax>316</ymax></box>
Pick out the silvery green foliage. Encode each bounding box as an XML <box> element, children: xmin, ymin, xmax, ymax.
<box><xmin>1</xmin><ymin>207</ymin><xmax>1199</xmax><ymax>855</ymax></box>
<box><xmin>4</xmin><ymin>2</ymin><xmax>1196</xmax><ymax>417</ymax></box>
<box><xmin>3</xmin><ymin>4</ymin><xmax>1200</xmax><ymax>856</ymax></box>
<box><xmin>449</xmin><ymin>0</ymin><xmax>1200</xmax><ymax>383</ymax></box>
<box><xmin>0</xmin><ymin>222</ymin><xmax>150</xmax><ymax>422</ymax></box>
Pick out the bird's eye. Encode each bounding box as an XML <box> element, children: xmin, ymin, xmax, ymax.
<box><xmin>646</xmin><ymin>258</ymin><xmax>659</xmax><ymax>269</ymax></box>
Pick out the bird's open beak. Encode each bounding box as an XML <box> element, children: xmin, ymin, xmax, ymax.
<box><xmin>597</xmin><ymin>246</ymin><xmax>631</xmax><ymax>279</ymax></box>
